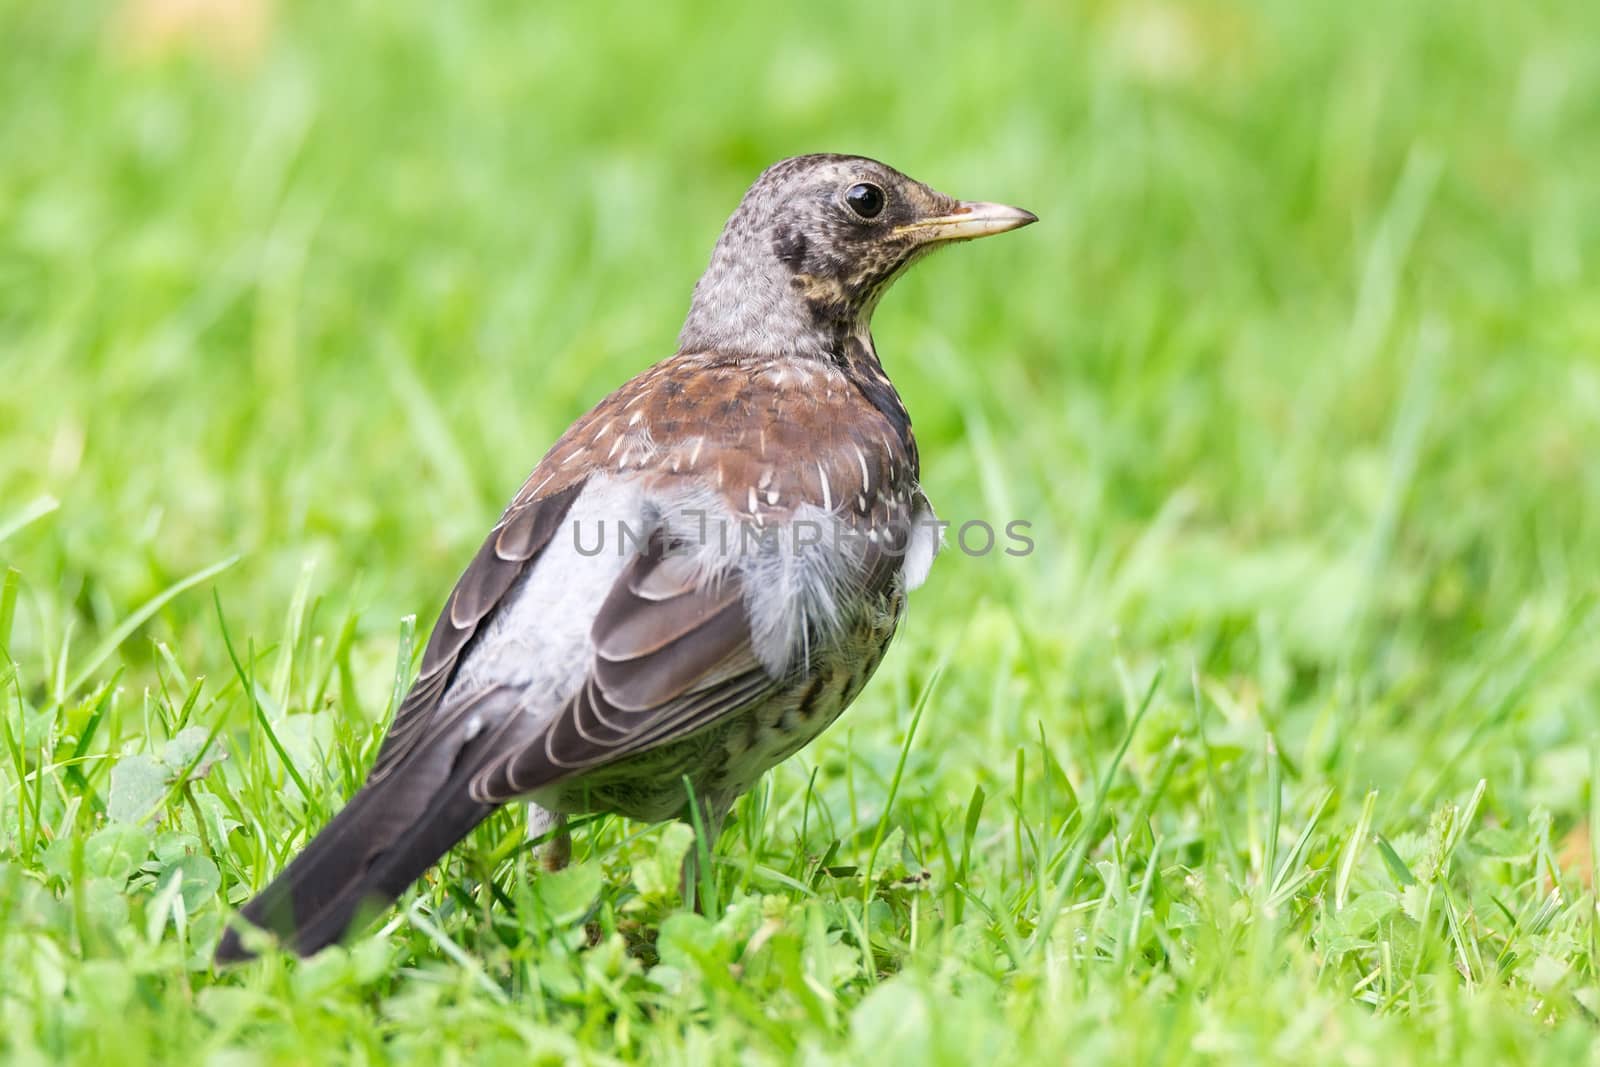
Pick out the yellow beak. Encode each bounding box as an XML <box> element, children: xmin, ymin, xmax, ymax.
<box><xmin>893</xmin><ymin>201</ymin><xmax>1039</xmax><ymax>242</ymax></box>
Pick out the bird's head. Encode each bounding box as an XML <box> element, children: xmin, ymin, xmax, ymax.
<box><xmin>678</xmin><ymin>154</ymin><xmax>1036</xmax><ymax>364</ymax></box>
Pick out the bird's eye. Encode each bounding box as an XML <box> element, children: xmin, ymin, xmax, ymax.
<box><xmin>845</xmin><ymin>182</ymin><xmax>886</xmax><ymax>219</ymax></box>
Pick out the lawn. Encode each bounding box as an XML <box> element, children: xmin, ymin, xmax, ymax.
<box><xmin>3</xmin><ymin>0</ymin><xmax>1600</xmax><ymax>1062</ymax></box>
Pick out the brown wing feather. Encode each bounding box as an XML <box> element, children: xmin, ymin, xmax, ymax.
<box><xmin>473</xmin><ymin>531</ymin><xmax>776</xmax><ymax>801</ymax></box>
<box><xmin>369</xmin><ymin>481</ymin><xmax>585</xmax><ymax>783</ymax></box>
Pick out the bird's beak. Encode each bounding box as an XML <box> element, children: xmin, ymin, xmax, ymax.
<box><xmin>894</xmin><ymin>201</ymin><xmax>1039</xmax><ymax>243</ymax></box>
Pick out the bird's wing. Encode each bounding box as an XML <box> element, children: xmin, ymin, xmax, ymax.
<box><xmin>470</xmin><ymin>526</ymin><xmax>781</xmax><ymax>801</ymax></box>
<box><xmin>368</xmin><ymin>481</ymin><xmax>586</xmax><ymax>783</ymax></box>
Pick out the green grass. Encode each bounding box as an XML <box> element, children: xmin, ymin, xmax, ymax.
<box><xmin>4</xmin><ymin>0</ymin><xmax>1600</xmax><ymax>1062</ymax></box>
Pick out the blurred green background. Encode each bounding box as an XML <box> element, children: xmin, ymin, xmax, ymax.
<box><xmin>3</xmin><ymin>0</ymin><xmax>1600</xmax><ymax>1062</ymax></box>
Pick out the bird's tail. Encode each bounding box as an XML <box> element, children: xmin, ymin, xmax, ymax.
<box><xmin>214</xmin><ymin>697</ymin><xmax>522</xmax><ymax>964</ymax></box>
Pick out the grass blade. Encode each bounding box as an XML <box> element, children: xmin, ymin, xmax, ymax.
<box><xmin>63</xmin><ymin>554</ymin><xmax>240</xmax><ymax>701</ymax></box>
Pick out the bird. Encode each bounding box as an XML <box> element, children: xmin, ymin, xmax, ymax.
<box><xmin>214</xmin><ymin>153</ymin><xmax>1035</xmax><ymax>963</ymax></box>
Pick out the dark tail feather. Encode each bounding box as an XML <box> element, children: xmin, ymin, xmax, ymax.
<box><xmin>215</xmin><ymin>695</ymin><xmax>522</xmax><ymax>964</ymax></box>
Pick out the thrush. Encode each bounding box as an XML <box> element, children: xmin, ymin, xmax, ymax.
<box><xmin>214</xmin><ymin>154</ymin><xmax>1035</xmax><ymax>963</ymax></box>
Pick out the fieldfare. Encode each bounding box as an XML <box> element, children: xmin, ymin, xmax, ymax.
<box><xmin>215</xmin><ymin>154</ymin><xmax>1035</xmax><ymax>963</ymax></box>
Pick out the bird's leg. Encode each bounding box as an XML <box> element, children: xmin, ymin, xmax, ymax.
<box><xmin>679</xmin><ymin>793</ymin><xmax>729</xmax><ymax>913</ymax></box>
<box><xmin>527</xmin><ymin>806</ymin><xmax>570</xmax><ymax>872</ymax></box>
